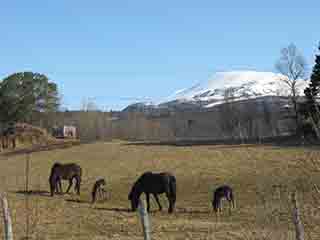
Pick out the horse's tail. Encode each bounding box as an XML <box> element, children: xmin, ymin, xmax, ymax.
<box><xmin>169</xmin><ymin>175</ymin><xmax>176</xmax><ymax>210</ymax></box>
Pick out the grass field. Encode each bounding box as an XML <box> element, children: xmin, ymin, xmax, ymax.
<box><xmin>0</xmin><ymin>141</ymin><xmax>319</xmax><ymax>239</ymax></box>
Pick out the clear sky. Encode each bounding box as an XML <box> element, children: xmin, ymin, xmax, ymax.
<box><xmin>1</xmin><ymin>1</ymin><xmax>319</xmax><ymax>110</ymax></box>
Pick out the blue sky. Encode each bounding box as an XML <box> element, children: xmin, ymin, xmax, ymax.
<box><xmin>1</xmin><ymin>1</ymin><xmax>319</xmax><ymax>110</ymax></box>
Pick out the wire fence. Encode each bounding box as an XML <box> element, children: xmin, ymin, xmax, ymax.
<box><xmin>0</xmin><ymin>152</ymin><xmax>319</xmax><ymax>240</ymax></box>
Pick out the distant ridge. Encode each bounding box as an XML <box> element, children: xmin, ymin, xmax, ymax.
<box><xmin>123</xmin><ymin>71</ymin><xmax>308</xmax><ymax>112</ymax></box>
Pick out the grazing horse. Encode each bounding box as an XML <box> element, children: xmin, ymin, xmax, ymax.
<box><xmin>91</xmin><ymin>178</ymin><xmax>109</xmax><ymax>203</ymax></box>
<box><xmin>128</xmin><ymin>171</ymin><xmax>176</xmax><ymax>213</ymax></box>
<box><xmin>212</xmin><ymin>185</ymin><xmax>235</xmax><ymax>213</ymax></box>
<box><xmin>49</xmin><ymin>162</ymin><xmax>82</xmax><ymax>196</ymax></box>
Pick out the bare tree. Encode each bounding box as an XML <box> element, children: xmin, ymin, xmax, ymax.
<box><xmin>81</xmin><ymin>97</ymin><xmax>99</xmax><ymax>112</ymax></box>
<box><xmin>275</xmin><ymin>43</ymin><xmax>307</xmax><ymax>132</ymax></box>
<box><xmin>219</xmin><ymin>87</ymin><xmax>241</xmax><ymax>139</ymax></box>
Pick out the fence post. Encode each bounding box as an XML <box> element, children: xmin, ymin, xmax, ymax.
<box><xmin>291</xmin><ymin>191</ymin><xmax>304</xmax><ymax>240</ymax></box>
<box><xmin>25</xmin><ymin>154</ymin><xmax>30</xmax><ymax>240</ymax></box>
<box><xmin>1</xmin><ymin>193</ymin><xmax>13</xmax><ymax>240</ymax></box>
<box><xmin>138</xmin><ymin>199</ymin><xmax>151</xmax><ymax>240</ymax></box>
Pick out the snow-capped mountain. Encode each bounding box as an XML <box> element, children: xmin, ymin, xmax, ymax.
<box><xmin>162</xmin><ymin>71</ymin><xmax>308</xmax><ymax>108</ymax></box>
<box><xmin>122</xmin><ymin>71</ymin><xmax>308</xmax><ymax>112</ymax></box>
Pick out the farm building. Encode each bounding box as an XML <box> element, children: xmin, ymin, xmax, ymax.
<box><xmin>52</xmin><ymin>125</ymin><xmax>77</xmax><ymax>139</ymax></box>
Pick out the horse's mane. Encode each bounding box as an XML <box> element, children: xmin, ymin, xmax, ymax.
<box><xmin>128</xmin><ymin>172</ymin><xmax>153</xmax><ymax>200</ymax></box>
<box><xmin>128</xmin><ymin>179</ymin><xmax>140</xmax><ymax>200</ymax></box>
<box><xmin>52</xmin><ymin>162</ymin><xmax>62</xmax><ymax>169</ymax></box>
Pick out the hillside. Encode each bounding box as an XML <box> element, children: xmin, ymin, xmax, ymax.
<box><xmin>123</xmin><ymin>71</ymin><xmax>308</xmax><ymax>112</ymax></box>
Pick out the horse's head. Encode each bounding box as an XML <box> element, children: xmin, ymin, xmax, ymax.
<box><xmin>128</xmin><ymin>183</ymin><xmax>140</xmax><ymax>211</ymax></box>
<box><xmin>100</xmin><ymin>178</ymin><xmax>106</xmax><ymax>186</ymax></box>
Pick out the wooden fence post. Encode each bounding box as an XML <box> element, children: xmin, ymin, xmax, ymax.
<box><xmin>1</xmin><ymin>193</ymin><xmax>13</xmax><ymax>240</ymax></box>
<box><xmin>138</xmin><ymin>199</ymin><xmax>151</xmax><ymax>240</ymax></box>
<box><xmin>25</xmin><ymin>154</ymin><xmax>30</xmax><ymax>240</ymax></box>
<box><xmin>291</xmin><ymin>191</ymin><xmax>304</xmax><ymax>240</ymax></box>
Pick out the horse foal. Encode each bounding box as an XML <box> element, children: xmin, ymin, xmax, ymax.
<box><xmin>91</xmin><ymin>178</ymin><xmax>108</xmax><ymax>203</ymax></box>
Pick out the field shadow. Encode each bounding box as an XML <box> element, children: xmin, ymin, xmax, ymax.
<box><xmin>13</xmin><ymin>190</ymin><xmax>51</xmax><ymax>197</ymax></box>
<box><xmin>65</xmin><ymin>199</ymin><xmax>91</xmax><ymax>204</ymax></box>
<box><xmin>176</xmin><ymin>207</ymin><xmax>209</xmax><ymax>215</ymax></box>
<box><xmin>94</xmin><ymin>207</ymin><xmax>131</xmax><ymax>213</ymax></box>
<box><xmin>124</xmin><ymin>135</ymin><xmax>320</xmax><ymax>149</ymax></box>
<box><xmin>94</xmin><ymin>207</ymin><xmax>209</xmax><ymax>215</ymax></box>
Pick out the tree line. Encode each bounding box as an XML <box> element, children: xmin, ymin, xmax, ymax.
<box><xmin>1</xmin><ymin>42</ymin><xmax>320</xmax><ymax>141</ymax></box>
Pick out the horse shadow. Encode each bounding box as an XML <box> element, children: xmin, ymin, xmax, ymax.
<box><xmin>65</xmin><ymin>199</ymin><xmax>91</xmax><ymax>204</ymax></box>
<box><xmin>176</xmin><ymin>207</ymin><xmax>210</xmax><ymax>215</ymax></box>
<box><xmin>13</xmin><ymin>190</ymin><xmax>51</xmax><ymax>197</ymax></box>
<box><xmin>94</xmin><ymin>207</ymin><xmax>131</xmax><ymax>213</ymax></box>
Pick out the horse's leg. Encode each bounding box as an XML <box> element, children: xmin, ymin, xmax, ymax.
<box><xmin>97</xmin><ymin>188</ymin><xmax>102</xmax><ymax>200</ymax></box>
<box><xmin>231</xmin><ymin>192</ymin><xmax>235</xmax><ymax>209</ymax></box>
<box><xmin>228</xmin><ymin>199</ymin><xmax>232</xmax><ymax>215</ymax></box>
<box><xmin>165</xmin><ymin>192</ymin><xmax>173</xmax><ymax>213</ymax></box>
<box><xmin>66</xmin><ymin>178</ymin><xmax>73</xmax><ymax>194</ymax></box>
<box><xmin>101</xmin><ymin>188</ymin><xmax>106</xmax><ymax>199</ymax></box>
<box><xmin>227</xmin><ymin>192</ymin><xmax>235</xmax><ymax>212</ymax></box>
<box><xmin>146</xmin><ymin>193</ymin><xmax>150</xmax><ymax>212</ymax></box>
<box><xmin>153</xmin><ymin>194</ymin><xmax>162</xmax><ymax>211</ymax></box>
<box><xmin>101</xmin><ymin>188</ymin><xmax>107</xmax><ymax>200</ymax></box>
<box><xmin>60</xmin><ymin>179</ymin><xmax>63</xmax><ymax>193</ymax></box>
<box><xmin>104</xmin><ymin>189</ymin><xmax>109</xmax><ymax>200</ymax></box>
<box><xmin>215</xmin><ymin>199</ymin><xmax>221</xmax><ymax>214</ymax></box>
<box><xmin>92</xmin><ymin>192</ymin><xmax>96</xmax><ymax>204</ymax></box>
<box><xmin>3</xmin><ymin>137</ymin><xmax>7</xmax><ymax>149</ymax></box>
<box><xmin>75</xmin><ymin>175</ymin><xmax>81</xmax><ymax>195</ymax></box>
<box><xmin>54</xmin><ymin>180</ymin><xmax>59</xmax><ymax>193</ymax></box>
<box><xmin>50</xmin><ymin>179</ymin><xmax>55</xmax><ymax>197</ymax></box>
<box><xmin>12</xmin><ymin>136</ymin><xmax>16</xmax><ymax>149</ymax></box>
<box><xmin>58</xmin><ymin>179</ymin><xmax>63</xmax><ymax>194</ymax></box>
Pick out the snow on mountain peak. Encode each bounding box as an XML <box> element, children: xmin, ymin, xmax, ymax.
<box><xmin>124</xmin><ymin>71</ymin><xmax>309</xmax><ymax>112</ymax></box>
<box><xmin>165</xmin><ymin>71</ymin><xmax>308</xmax><ymax>105</ymax></box>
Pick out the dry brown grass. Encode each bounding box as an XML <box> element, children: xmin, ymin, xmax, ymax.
<box><xmin>0</xmin><ymin>141</ymin><xmax>319</xmax><ymax>239</ymax></box>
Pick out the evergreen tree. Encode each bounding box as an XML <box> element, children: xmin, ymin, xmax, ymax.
<box><xmin>0</xmin><ymin>72</ymin><xmax>60</xmax><ymax>126</ymax></box>
<box><xmin>304</xmin><ymin>43</ymin><xmax>320</xmax><ymax>118</ymax></box>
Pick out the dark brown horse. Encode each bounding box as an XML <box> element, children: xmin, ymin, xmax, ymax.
<box><xmin>212</xmin><ymin>185</ymin><xmax>235</xmax><ymax>213</ymax></box>
<box><xmin>49</xmin><ymin>162</ymin><xmax>82</xmax><ymax>196</ymax></box>
<box><xmin>128</xmin><ymin>172</ymin><xmax>176</xmax><ymax>213</ymax></box>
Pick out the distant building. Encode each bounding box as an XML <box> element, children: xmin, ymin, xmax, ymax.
<box><xmin>52</xmin><ymin>125</ymin><xmax>77</xmax><ymax>139</ymax></box>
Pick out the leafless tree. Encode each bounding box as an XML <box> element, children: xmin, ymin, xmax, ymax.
<box><xmin>81</xmin><ymin>97</ymin><xmax>99</xmax><ymax>112</ymax></box>
<box><xmin>275</xmin><ymin>43</ymin><xmax>307</xmax><ymax>132</ymax></box>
